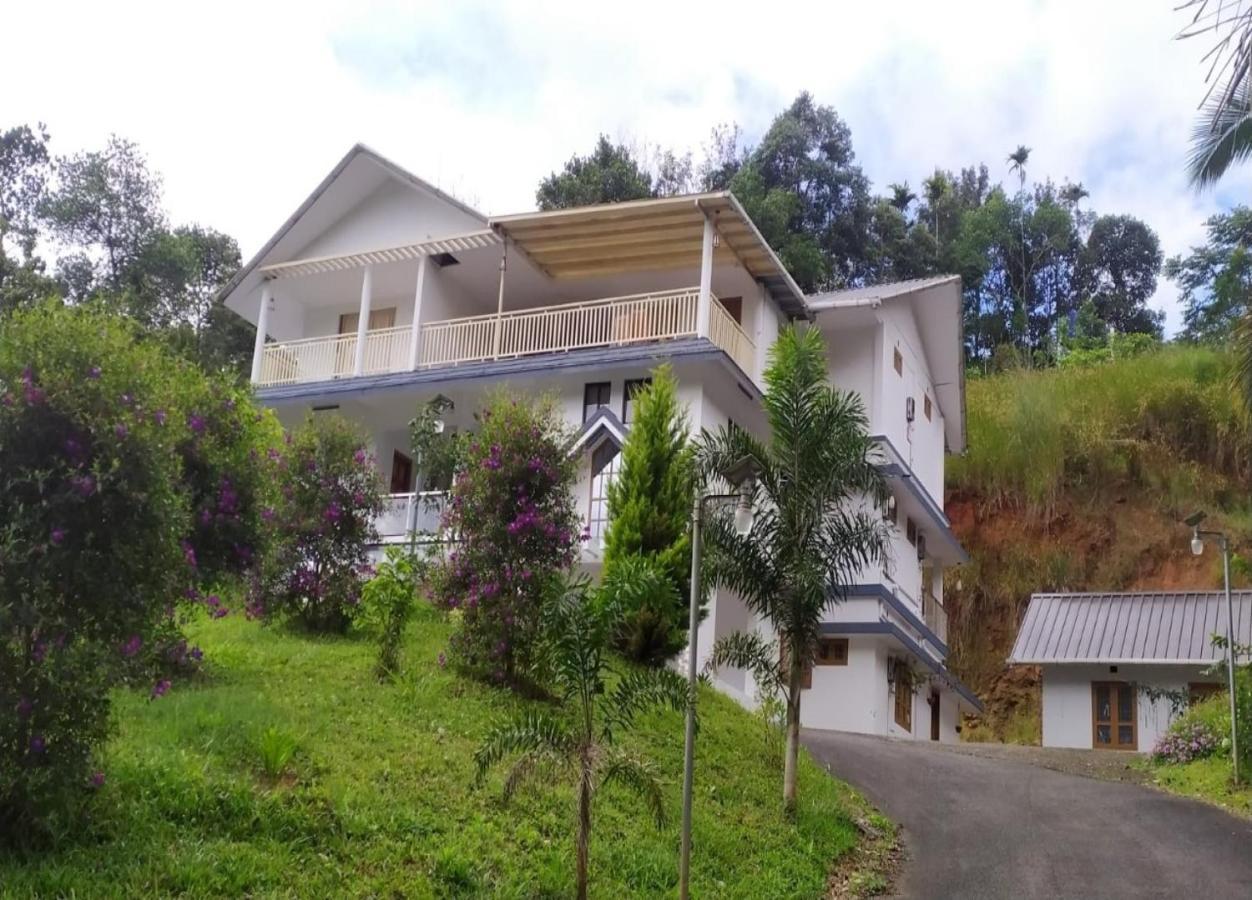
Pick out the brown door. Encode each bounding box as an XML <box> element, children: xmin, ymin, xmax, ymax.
<box><xmin>1092</xmin><ymin>682</ymin><xmax>1137</xmax><ymax>750</ymax></box>
<box><xmin>717</xmin><ymin>296</ymin><xmax>743</xmax><ymax>324</ymax></box>
<box><xmin>337</xmin><ymin>308</ymin><xmax>397</xmax><ymax>375</ymax></box>
<box><xmin>390</xmin><ymin>451</ymin><xmax>414</xmax><ymax>493</ymax></box>
<box><xmin>930</xmin><ymin>690</ymin><xmax>941</xmax><ymax>741</ymax></box>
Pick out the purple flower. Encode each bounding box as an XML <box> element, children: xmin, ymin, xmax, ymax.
<box><xmin>49</xmin><ymin>526</ymin><xmax>66</xmax><ymax>546</ymax></box>
<box><xmin>120</xmin><ymin>392</ymin><xmax>134</xmax><ymax>407</ymax></box>
<box><xmin>121</xmin><ymin>634</ymin><xmax>143</xmax><ymax>658</ymax></box>
<box><xmin>32</xmin><ymin>641</ymin><xmax>47</xmax><ymax>664</ymax></box>
<box><xmin>153</xmin><ymin>409</ymin><xmax>167</xmax><ymax>426</ymax></box>
<box><xmin>114</xmin><ymin>422</ymin><xmax>129</xmax><ymax>440</ymax></box>
<box><xmin>1</xmin><ymin>392</ymin><xmax>13</xmax><ymax>407</ymax></box>
<box><xmin>352</xmin><ymin>491</ymin><xmax>365</xmax><ymax>506</ymax></box>
<box><xmin>29</xmin><ymin>735</ymin><xmax>46</xmax><ymax>754</ymax></box>
<box><xmin>87</xmin><ymin>366</ymin><xmax>102</xmax><ymax>380</ymax></box>
<box><xmin>16</xmin><ymin>697</ymin><xmax>33</xmax><ymax>719</ymax></box>
<box><xmin>71</xmin><ymin>474</ymin><xmax>96</xmax><ymax>498</ymax></box>
<box><xmin>150</xmin><ymin>679</ymin><xmax>171</xmax><ymax>700</ymax></box>
<box><xmin>24</xmin><ymin>385</ymin><xmax>45</xmax><ymax>405</ymax></box>
<box><xmin>89</xmin><ymin>771</ymin><xmax>106</xmax><ymax>789</ymax></box>
<box><xmin>353</xmin><ymin>448</ymin><xmax>368</xmax><ymax>465</ymax></box>
<box><xmin>324</xmin><ymin>501</ymin><xmax>343</xmax><ymax>523</ymax></box>
<box><xmin>188</xmin><ymin>413</ymin><xmax>206</xmax><ymax>434</ymax></box>
<box><xmin>181</xmin><ymin>540</ymin><xmax>197</xmax><ymax>569</ymax></box>
<box><xmin>210</xmin><ymin>605</ymin><xmax>229</xmax><ymax>619</ymax></box>
<box><xmin>267</xmin><ymin>448</ymin><xmax>282</xmax><ymax>462</ymax></box>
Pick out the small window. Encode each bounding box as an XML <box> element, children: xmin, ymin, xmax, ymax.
<box><xmin>623</xmin><ymin>378</ymin><xmax>651</xmax><ymax>425</ymax></box>
<box><xmin>924</xmin><ymin>394</ymin><xmax>932</xmax><ymax>421</ymax></box>
<box><xmin>583</xmin><ymin>382</ymin><xmax>611</xmax><ymax>423</ymax></box>
<box><xmin>893</xmin><ymin>671</ymin><xmax>912</xmax><ymax>731</ymax></box>
<box><xmin>587</xmin><ymin>441</ymin><xmax>620</xmax><ymax>544</ymax></box>
<box><xmin>906</xmin><ymin>518</ymin><xmax>917</xmax><ymax>546</ymax></box>
<box><xmin>893</xmin><ymin>347</ymin><xmax>903</xmax><ymax>375</ymax></box>
<box><xmin>815</xmin><ymin>638</ymin><xmax>849</xmax><ymax>667</ymax></box>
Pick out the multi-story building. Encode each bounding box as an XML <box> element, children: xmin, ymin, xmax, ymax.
<box><xmin>221</xmin><ymin>144</ymin><xmax>981</xmax><ymax>741</ymax></box>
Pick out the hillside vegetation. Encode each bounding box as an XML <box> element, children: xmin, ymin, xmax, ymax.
<box><xmin>0</xmin><ymin>613</ymin><xmax>882</xmax><ymax>899</ymax></box>
<box><xmin>945</xmin><ymin>346</ymin><xmax>1252</xmax><ymax>740</ymax></box>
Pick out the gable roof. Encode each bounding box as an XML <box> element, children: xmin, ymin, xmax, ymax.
<box><xmin>218</xmin><ymin>143</ymin><xmax>486</xmax><ymax>310</ymax></box>
<box><xmin>569</xmin><ymin>406</ymin><xmax>627</xmax><ymax>454</ymax></box>
<box><xmin>806</xmin><ymin>275</ymin><xmax>961</xmax><ymax>309</ymax></box>
<box><xmin>1009</xmin><ymin>592</ymin><xmax>1252</xmax><ymax>665</ymax></box>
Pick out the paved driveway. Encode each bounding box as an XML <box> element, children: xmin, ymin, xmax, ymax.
<box><xmin>803</xmin><ymin>730</ymin><xmax>1252</xmax><ymax>899</ymax></box>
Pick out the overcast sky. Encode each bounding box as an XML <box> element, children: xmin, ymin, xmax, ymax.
<box><xmin>5</xmin><ymin>0</ymin><xmax>1246</xmax><ymax>333</ymax></box>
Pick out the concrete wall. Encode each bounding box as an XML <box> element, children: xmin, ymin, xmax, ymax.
<box><xmin>1040</xmin><ymin>663</ymin><xmax>1217</xmax><ymax>752</ymax></box>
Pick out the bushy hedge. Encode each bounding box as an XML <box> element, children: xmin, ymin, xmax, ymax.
<box><xmin>430</xmin><ymin>394</ymin><xmax>580</xmax><ymax>683</ymax></box>
<box><xmin>255</xmin><ymin>415</ymin><xmax>384</xmax><ymax>633</ymax></box>
<box><xmin>0</xmin><ymin>304</ymin><xmax>276</xmax><ymax>842</ymax></box>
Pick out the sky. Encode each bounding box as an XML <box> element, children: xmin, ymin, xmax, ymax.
<box><xmin>5</xmin><ymin>0</ymin><xmax>1247</xmax><ymax>334</ymax></box>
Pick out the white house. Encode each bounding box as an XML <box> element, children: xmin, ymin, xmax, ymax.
<box><xmin>1009</xmin><ymin>591</ymin><xmax>1251</xmax><ymax>751</ymax></box>
<box><xmin>221</xmin><ymin>143</ymin><xmax>981</xmax><ymax>742</ymax></box>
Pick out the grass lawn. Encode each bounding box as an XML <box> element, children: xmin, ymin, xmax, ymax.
<box><xmin>0</xmin><ymin>610</ymin><xmax>885</xmax><ymax>898</ymax></box>
<box><xmin>1147</xmin><ymin>757</ymin><xmax>1252</xmax><ymax>818</ymax></box>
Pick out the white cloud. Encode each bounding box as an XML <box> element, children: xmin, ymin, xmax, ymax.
<box><xmin>4</xmin><ymin>0</ymin><xmax>1242</xmax><ymax>333</ymax></box>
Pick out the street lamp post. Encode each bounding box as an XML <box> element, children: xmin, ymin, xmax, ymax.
<box><xmin>1187</xmin><ymin>511</ymin><xmax>1241</xmax><ymax>783</ymax></box>
<box><xmin>679</xmin><ymin>458</ymin><xmax>759</xmax><ymax>900</ymax></box>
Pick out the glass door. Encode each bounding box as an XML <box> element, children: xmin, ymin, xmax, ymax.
<box><xmin>1092</xmin><ymin>682</ymin><xmax>1137</xmax><ymax>750</ymax></box>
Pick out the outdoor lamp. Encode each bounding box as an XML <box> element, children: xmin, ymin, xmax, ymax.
<box><xmin>1192</xmin><ymin>531</ymin><xmax>1204</xmax><ymax>556</ymax></box>
<box><xmin>733</xmin><ymin>481</ymin><xmax>756</xmax><ymax>536</ymax></box>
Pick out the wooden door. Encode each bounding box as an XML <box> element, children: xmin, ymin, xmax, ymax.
<box><xmin>337</xmin><ymin>308</ymin><xmax>397</xmax><ymax>375</ymax></box>
<box><xmin>930</xmin><ymin>690</ymin><xmax>940</xmax><ymax>741</ymax></box>
<box><xmin>1092</xmin><ymin>682</ymin><xmax>1137</xmax><ymax>750</ymax></box>
<box><xmin>390</xmin><ymin>451</ymin><xmax>414</xmax><ymax>494</ymax></box>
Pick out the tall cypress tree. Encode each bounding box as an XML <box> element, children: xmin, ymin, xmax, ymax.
<box><xmin>601</xmin><ymin>365</ymin><xmax>696</xmax><ymax>664</ymax></box>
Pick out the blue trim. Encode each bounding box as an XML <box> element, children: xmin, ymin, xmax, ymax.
<box><xmin>870</xmin><ymin>433</ymin><xmax>969</xmax><ymax>564</ymax></box>
<box><xmin>255</xmin><ymin>338</ymin><xmax>761</xmax><ymax>405</ymax></box>
<box><xmin>843</xmin><ymin>582</ymin><xmax>949</xmax><ymax>657</ymax></box>
<box><xmin>820</xmin><ymin>620</ymin><xmax>984</xmax><ymax>712</ymax></box>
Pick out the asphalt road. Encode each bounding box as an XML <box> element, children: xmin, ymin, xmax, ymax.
<box><xmin>802</xmin><ymin>730</ymin><xmax>1252</xmax><ymax>900</ymax></box>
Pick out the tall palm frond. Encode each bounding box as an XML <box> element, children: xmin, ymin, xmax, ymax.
<box><xmin>598</xmin><ymin>747</ymin><xmax>667</xmax><ymax>828</ymax></box>
<box><xmin>1189</xmin><ymin>78</ymin><xmax>1252</xmax><ymax>188</ymax></box>
<box><xmin>1232</xmin><ymin>307</ymin><xmax>1252</xmax><ymax>416</ymax></box>
<box><xmin>475</xmin><ymin>711</ymin><xmax>575</xmax><ymax>783</ymax></box>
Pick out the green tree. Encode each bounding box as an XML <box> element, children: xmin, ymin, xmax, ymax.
<box><xmin>728</xmin><ymin>92</ymin><xmax>874</xmax><ymax>290</ymax></box>
<box><xmin>700</xmin><ymin>325</ymin><xmax>888</xmax><ymax>815</ymax></box>
<box><xmin>474</xmin><ymin>568</ymin><xmax>689</xmax><ymax>900</ymax></box>
<box><xmin>1166</xmin><ymin>207</ymin><xmax>1252</xmax><ymax>342</ymax></box>
<box><xmin>0</xmin><ymin>124</ymin><xmax>56</xmax><ymax>314</ymax></box>
<box><xmin>1077</xmin><ymin>215</ymin><xmax>1164</xmax><ymax>336</ymax></box>
<box><xmin>536</xmin><ymin>136</ymin><xmax>654</xmax><ymax>210</ymax></box>
<box><xmin>601</xmin><ymin>365</ymin><xmax>695</xmax><ymax>665</ymax></box>
<box><xmin>41</xmin><ymin>135</ymin><xmax>165</xmax><ymax>292</ymax></box>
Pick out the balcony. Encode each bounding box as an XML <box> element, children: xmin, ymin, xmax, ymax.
<box><xmin>375</xmin><ymin>491</ymin><xmax>448</xmax><ymax>543</ymax></box>
<box><xmin>255</xmin><ymin>287</ymin><xmax>755</xmax><ymax>388</ymax></box>
<box><xmin>923</xmin><ymin>591</ymin><xmax>948</xmax><ymax>644</ymax></box>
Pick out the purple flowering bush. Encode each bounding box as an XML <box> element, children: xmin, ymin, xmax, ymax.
<box><xmin>1153</xmin><ymin>720</ymin><xmax>1220</xmax><ymax>765</ymax></box>
<box><xmin>430</xmin><ymin>394</ymin><xmax>580</xmax><ymax>684</ymax></box>
<box><xmin>256</xmin><ymin>415</ymin><xmax>384</xmax><ymax>633</ymax></box>
<box><xmin>0</xmin><ymin>305</ymin><xmax>198</xmax><ymax>841</ymax></box>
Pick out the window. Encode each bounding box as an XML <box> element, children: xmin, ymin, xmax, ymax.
<box><xmin>389</xmin><ymin>451</ymin><xmax>414</xmax><ymax>494</ymax></box>
<box><xmin>717</xmin><ymin>296</ymin><xmax>744</xmax><ymax>325</ymax></box>
<box><xmin>623</xmin><ymin>378</ymin><xmax>651</xmax><ymax>424</ymax></box>
<box><xmin>815</xmin><ymin>638</ymin><xmax>849</xmax><ymax>666</ymax></box>
<box><xmin>1092</xmin><ymin>682</ymin><xmax>1136</xmax><ymax>750</ymax></box>
<box><xmin>587</xmin><ymin>440</ymin><xmax>620</xmax><ymax>545</ymax></box>
<box><xmin>924</xmin><ymin>394</ymin><xmax>932</xmax><ymax>421</ymax></box>
<box><xmin>893</xmin><ymin>347</ymin><xmax>903</xmax><ymax>375</ymax></box>
<box><xmin>583</xmin><ymin>382</ymin><xmax>611</xmax><ymax>423</ymax></box>
<box><xmin>905</xmin><ymin>518</ymin><xmax>917</xmax><ymax>546</ymax></box>
<box><xmin>893</xmin><ymin>670</ymin><xmax>912</xmax><ymax>731</ymax></box>
<box><xmin>1189</xmin><ymin>682</ymin><xmax>1224</xmax><ymax>705</ymax></box>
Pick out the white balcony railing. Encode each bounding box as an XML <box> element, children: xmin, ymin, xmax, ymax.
<box><xmin>375</xmin><ymin>491</ymin><xmax>447</xmax><ymax>542</ymax></box>
<box><xmin>923</xmin><ymin>592</ymin><xmax>948</xmax><ymax>644</ymax></box>
<box><xmin>256</xmin><ymin>287</ymin><xmax>756</xmax><ymax>387</ymax></box>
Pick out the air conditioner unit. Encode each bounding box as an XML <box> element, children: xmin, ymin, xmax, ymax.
<box><xmin>905</xmin><ymin>397</ymin><xmax>915</xmax><ymax>422</ymax></box>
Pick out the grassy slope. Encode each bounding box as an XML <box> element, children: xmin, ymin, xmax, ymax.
<box><xmin>945</xmin><ymin>347</ymin><xmax>1252</xmax><ymax>741</ymax></box>
<box><xmin>0</xmin><ymin>611</ymin><xmax>882</xmax><ymax>898</ymax></box>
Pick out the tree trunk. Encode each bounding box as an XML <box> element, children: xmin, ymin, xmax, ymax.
<box><xmin>576</xmin><ymin>754</ymin><xmax>592</xmax><ymax>900</ymax></box>
<box><xmin>782</xmin><ymin>651</ymin><xmax>803</xmax><ymax>818</ymax></box>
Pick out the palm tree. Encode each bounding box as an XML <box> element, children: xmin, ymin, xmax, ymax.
<box><xmin>1059</xmin><ymin>181</ymin><xmax>1089</xmax><ymax>207</ymax></box>
<box><xmin>698</xmin><ymin>325</ymin><xmax>889</xmax><ymax>816</ymax></box>
<box><xmin>1177</xmin><ymin>1</ymin><xmax>1252</xmax><ymax>187</ymax></box>
<box><xmin>474</xmin><ymin>563</ymin><xmax>690</xmax><ymax>900</ymax></box>
<box><xmin>887</xmin><ymin>181</ymin><xmax>917</xmax><ymax>214</ymax></box>
<box><xmin>1007</xmin><ymin>145</ymin><xmax>1031</xmax><ymax>192</ymax></box>
<box><xmin>921</xmin><ymin>171</ymin><xmax>949</xmax><ymax>244</ymax></box>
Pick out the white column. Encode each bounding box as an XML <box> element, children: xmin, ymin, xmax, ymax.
<box><xmin>408</xmin><ymin>255</ymin><xmax>429</xmax><ymax>370</ymax></box>
<box><xmin>696</xmin><ymin>215</ymin><xmax>714</xmax><ymax>338</ymax></box>
<box><xmin>250</xmin><ymin>285</ymin><xmax>273</xmax><ymax>383</ymax></box>
<box><xmin>753</xmin><ymin>282</ymin><xmax>769</xmax><ymax>384</ymax></box>
<box><xmin>353</xmin><ymin>265</ymin><xmax>373</xmax><ymax>376</ymax></box>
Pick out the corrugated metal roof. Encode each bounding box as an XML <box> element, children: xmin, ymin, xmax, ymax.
<box><xmin>806</xmin><ymin>275</ymin><xmax>960</xmax><ymax>308</ymax></box>
<box><xmin>1009</xmin><ymin>592</ymin><xmax>1252</xmax><ymax>664</ymax></box>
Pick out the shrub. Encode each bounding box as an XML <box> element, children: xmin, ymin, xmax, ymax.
<box><xmin>430</xmin><ymin>393</ymin><xmax>580</xmax><ymax>683</ymax></box>
<box><xmin>1153</xmin><ymin>720</ymin><xmax>1220</xmax><ymax>764</ymax></box>
<box><xmin>360</xmin><ymin>547</ymin><xmax>427</xmax><ymax>678</ymax></box>
<box><xmin>258</xmin><ymin>415</ymin><xmax>384</xmax><ymax>633</ymax></box>
<box><xmin>600</xmin><ymin>365</ymin><xmax>696</xmax><ymax>665</ymax></box>
<box><xmin>0</xmin><ymin>304</ymin><xmax>224</xmax><ymax>841</ymax></box>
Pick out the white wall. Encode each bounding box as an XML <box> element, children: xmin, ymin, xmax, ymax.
<box><xmin>877</xmin><ymin>303</ymin><xmax>946</xmax><ymax>501</ymax></box>
<box><xmin>1041</xmin><ymin>664</ymin><xmax>1214</xmax><ymax>752</ymax></box>
<box><xmin>800</xmin><ymin>639</ymin><xmax>888</xmax><ymax>733</ymax></box>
